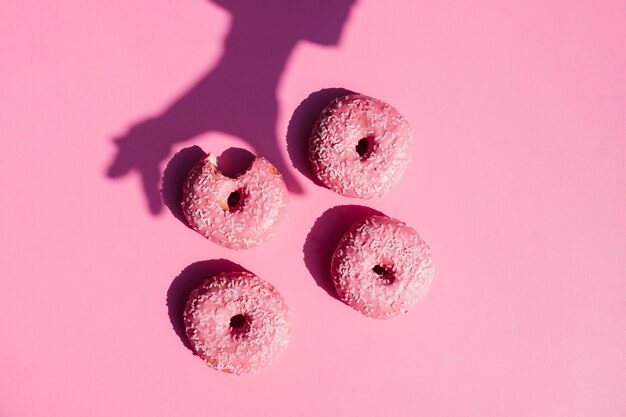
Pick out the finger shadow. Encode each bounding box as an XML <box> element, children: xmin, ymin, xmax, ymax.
<box><xmin>303</xmin><ymin>204</ymin><xmax>383</xmax><ymax>300</ymax></box>
<box><xmin>107</xmin><ymin>123</ymin><xmax>172</xmax><ymax>214</ymax></box>
<box><xmin>166</xmin><ymin>259</ymin><xmax>249</xmax><ymax>353</ymax></box>
<box><xmin>286</xmin><ymin>87</ymin><xmax>354</xmax><ymax>186</ymax></box>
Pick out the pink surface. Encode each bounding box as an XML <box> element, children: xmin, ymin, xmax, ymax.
<box><xmin>1</xmin><ymin>1</ymin><xmax>625</xmax><ymax>416</ymax></box>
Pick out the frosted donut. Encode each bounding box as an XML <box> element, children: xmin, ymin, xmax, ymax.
<box><xmin>181</xmin><ymin>152</ymin><xmax>288</xmax><ymax>249</ymax></box>
<box><xmin>309</xmin><ymin>94</ymin><xmax>413</xmax><ymax>198</ymax></box>
<box><xmin>184</xmin><ymin>271</ymin><xmax>291</xmax><ymax>374</ymax></box>
<box><xmin>331</xmin><ymin>215</ymin><xmax>434</xmax><ymax>318</ymax></box>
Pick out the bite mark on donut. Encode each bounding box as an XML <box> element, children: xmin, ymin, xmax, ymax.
<box><xmin>181</xmin><ymin>153</ymin><xmax>288</xmax><ymax>248</ymax></box>
<box><xmin>207</xmin><ymin>154</ymin><xmax>218</xmax><ymax>167</ymax></box>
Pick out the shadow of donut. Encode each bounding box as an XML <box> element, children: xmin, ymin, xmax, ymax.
<box><xmin>161</xmin><ymin>145</ymin><xmax>204</xmax><ymax>227</ymax></box>
<box><xmin>166</xmin><ymin>259</ymin><xmax>249</xmax><ymax>353</ymax></box>
<box><xmin>303</xmin><ymin>205</ymin><xmax>384</xmax><ymax>300</ymax></box>
<box><xmin>286</xmin><ymin>87</ymin><xmax>354</xmax><ymax>186</ymax></box>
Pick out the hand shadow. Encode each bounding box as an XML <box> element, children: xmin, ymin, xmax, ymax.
<box><xmin>166</xmin><ymin>259</ymin><xmax>249</xmax><ymax>353</ymax></box>
<box><xmin>303</xmin><ymin>205</ymin><xmax>383</xmax><ymax>300</ymax></box>
<box><xmin>106</xmin><ymin>0</ymin><xmax>358</xmax><ymax>215</ymax></box>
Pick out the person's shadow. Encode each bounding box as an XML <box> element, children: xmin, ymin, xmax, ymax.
<box><xmin>107</xmin><ymin>0</ymin><xmax>357</xmax><ymax>214</ymax></box>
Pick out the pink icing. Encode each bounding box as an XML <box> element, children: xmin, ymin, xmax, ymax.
<box><xmin>309</xmin><ymin>94</ymin><xmax>413</xmax><ymax>198</ymax></box>
<box><xmin>331</xmin><ymin>215</ymin><xmax>434</xmax><ymax>318</ymax></box>
<box><xmin>184</xmin><ymin>271</ymin><xmax>291</xmax><ymax>374</ymax></box>
<box><xmin>181</xmin><ymin>153</ymin><xmax>288</xmax><ymax>249</ymax></box>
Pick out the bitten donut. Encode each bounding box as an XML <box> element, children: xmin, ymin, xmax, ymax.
<box><xmin>331</xmin><ymin>215</ymin><xmax>434</xmax><ymax>318</ymax></box>
<box><xmin>309</xmin><ymin>94</ymin><xmax>413</xmax><ymax>198</ymax></box>
<box><xmin>184</xmin><ymin>271</ymin><xmax>291</xmax><ymax>374</ymax></box>
<box><xmin>181</xmin><ymin>152</ymin><xmax>288</xmax><ymax>249</ymax></box>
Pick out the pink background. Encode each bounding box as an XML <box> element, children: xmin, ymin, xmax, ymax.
<box><xmin>1</xmin><ymin>1</ymin><xmax>625</xmax><ymax>416</ymax></box>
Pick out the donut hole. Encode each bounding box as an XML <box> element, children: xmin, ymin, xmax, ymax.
<box><xmin>229</xmin><ymin>313</ymin><xmax>251</xmax><ymax>336</ymax></box>
<box><xmin>356</xmin><ymin>136</ymin><xmax>375</xmax><ymax>160</ymax></box>
<box><xmin>372</xmin><ymin>264</ymin><xmax>396</xmax><ymax>285</ymax></box>
<box><xmin>227</xmin><ymin>189</ymin><xmax>243</xmax><ymax>211</ymax></box>
<box><xmin>229</xmin><ymin>314</ymin><xmax>247</xmax><ymax>329</ymax></box>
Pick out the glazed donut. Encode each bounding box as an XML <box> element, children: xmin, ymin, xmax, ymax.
<box><xmin>184</xmin><ymin>271</ymin><xmax>291</xmax><ymax>374</ymax></box>
<box><xmin>181</xmin><ymin>152</ymin><xmax>288</xmax><ymax>249</ymax></box>
<box><xmin>309</xmin><ymin>94</ymin><xmax>413</xmax><ymax>198</ymax></box>
<box><xmin>331</xmin><ymin>215</ymin><xmax>434</xmax><ymax>318</ymax></box>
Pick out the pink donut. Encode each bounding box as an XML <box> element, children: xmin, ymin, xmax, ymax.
<box><xmin>309</xmin><ymin>94</ymin><xmax>413</xmax><ymax>198</ymax></box>
<box><xmin>184</xmin><ymin>271</ymin><xmax>291</xmax><ymax>374</ymax></box>
<box><xmin>181</xmin><ymin>152</ymin><xmax>288</xmax><ymax>249</ymax></box>
<box><xmin>331</xmin><ymin>215</ymin><xmax>434</xmax><ymax>318</ymax></box>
